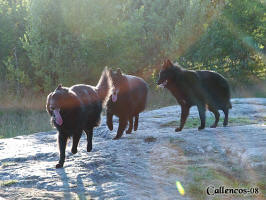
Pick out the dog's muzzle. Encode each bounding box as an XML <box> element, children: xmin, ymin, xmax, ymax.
<box><xmin>158</xmin><ymin>80</ymin><xmax>168</xmax><ymax>88</ymax></box>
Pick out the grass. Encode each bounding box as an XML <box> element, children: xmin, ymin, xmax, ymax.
<box><xmin>231</xmin><ymin>82</ymin><xmax>266</xmax><ymax>98</ymax></box>
<box><xmin>260</xmin><ymin>116</ymin><xmax>266</xmax><ymax>125</ymax></box>
<box><xmin>183</xmin><ymin>166</ymin><xmax>217</xmax><ymax>200</ymax></box>
<box><xmin>160</xmin><ymin>116</ymin><xmax>257</xmax><ymax>129</ymax></box>
<box><xmin>257</xmin><ymin>180</ymin><xmax>266</xmax><ymax>194</ymax></box>
<box><xmin>1</xmin><ymin>162</ymin><xmax>16</xmax><ymax>168</ymax></box>
<box><xmin>184</xmin><ymin>166</ymin><xmax>266</xmax><ymax>199</ymax></box>
<box><xmin>144</xmin><ymin>136</ymin><xmax>157</xmax><ymax>143</ymax></box>
<box><xmin>0</xmin><ymin>92</ymin><xmax>53</xmax><ymax>138</ymax></box>
<box><xmin>0</xmin><ymin>109</ymin><xmax>52</xmax><ymax>138</ymax></box>
<box><xmin>146</xmin><ymin>88</ymin><xmax>176</xmax><ymax>110</ymax></box>
<box><xmin>0</xmin><ymin>180</ymin><xmax>18</xmax><ymax>187</ymax></box>
<box><xmin>169</xmin><ymin>137</ymin><xmax>185</xmax><ymax>143</ymax></box>
<box><xmin>167</xmin><ymin>167</ymin><xmax>183</xmax><ymax>175</ymax></box>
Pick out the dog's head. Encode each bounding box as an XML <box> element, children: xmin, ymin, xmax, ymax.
<box><xmin>157</xmin><ymin>59</ymin><xmax>175</xmax><ymax>88</ymax></box>
<box><xmin>108</xmin><ymin>68</ymin><xmax>124</xmax><ymax>102</ymax></box>
<box><xmin>46</xmin><ymin>84</ymin><xmax>68</xmax><ymax>126</ymax></box>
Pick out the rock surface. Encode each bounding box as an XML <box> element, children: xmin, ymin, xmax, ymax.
<box><xmin>0</xmin><ymin>98</ymin><xmax>265</xmax><ymax>200</ymax></box>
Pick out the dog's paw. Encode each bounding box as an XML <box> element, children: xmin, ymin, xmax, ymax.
<box><xmin>71</xmin><ymin>148</ymin><xmax>77</xmax><ymax>154</ymax></box>
<box><xmin>198</xmin><ymin>126</ymin><xmax>205</xmax><ymax>130</ymax></box>
<box><xmin>56</xmin><ymin>163</ymin><xmax>63</xmax><ymax>168</ymax></box>
<box><xmin>113</xmin><ymin>136</ymin><xmax>121</xmax><ymax>140</ymax></box>
<box><xmin>107</xmin><ymin>123</ymin><xmax>113</xmax><ymax>131</ymax></box>
<box><xmin>87</xmin><ymin>145</ymin><xmax>92</xmax><ymax>152</ymax></box>
<box><xmin>126</xmin><ymin>130</ymin><xmax>132</xmax><ymax>134</ymax></box>
<box><xmin>210</xmin><ymin>124</ymin><xmax>217</xmax><ymax>128</ymax></box>
<box><xmin>175</xmin><ymin>127</ymin><xmax>182</xmax><ymax>132</ymax></box>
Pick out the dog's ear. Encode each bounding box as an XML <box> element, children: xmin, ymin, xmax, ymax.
<box><xmin>46</xmin><ymin>92</ymin><xmax>52</xmax><ymax>113</ymax></box>
<box><xmin>116</xmin><ymin>68</ymin><xmax>122</xmax><ymax>75</ymax></box>
<box><xmin>110</xmin><ymin>68</ymin><xmax>115</xmax><ymax>75</ymax></box>
<box><xmin>166</xmin><ymin>59</ymin><xmax>172</xmax><ymax>66</ymax></box>
<box><xmin>56</xmin><ymin>84</ymin><xmax>63</xmax><ymax>90</ymax></box>
<box><xmin>162</xmin><ymin>59</ymin><xmax>173</xmax><ymax>69</ymax></box>
<box><xmin>106</xmin><ymin>67</ymin><xmax>111</xmax><ymax>74</ymax></box>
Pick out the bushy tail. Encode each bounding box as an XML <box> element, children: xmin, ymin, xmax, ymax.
<box><xmin>96</xmin><ymin>67</ymin><xmax>111</xmax><ymax>106</ymax></box>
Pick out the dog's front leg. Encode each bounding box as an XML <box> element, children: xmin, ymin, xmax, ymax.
<box><xmin>175</xmin><ymin>105</ymin><xmax>190</xmax><ymax>132</ymax></box>
<box><xmin>56</xmin><ymin>133</ymin><xmax>68</xmax><ymax>168</ymax></box>
<box><xmin>107</xmin><ymin>111</ymin><xmax>113</xmax><ymax>131</ymax></box>
<box><xmin>197</xmin><ymin>104</ymin><xmax>206</xmax><ymax>130</ymax></box>
<box><xmin>113</xmin><ymin>117</ymin><xmax>128</xmax><ymax>140</ymax></box>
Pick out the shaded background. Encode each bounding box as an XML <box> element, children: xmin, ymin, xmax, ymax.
<box><xmin>0</xmin><ymin>0</ymin><xmax>265</xmax><ymax>137</ymax></box>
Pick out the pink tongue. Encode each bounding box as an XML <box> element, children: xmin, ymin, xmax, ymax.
<box><xmin>53</xmin><ymin>109</ymin><xmax>63</xmax><ymax>126</ymax></box>
<box><xmin>112</xmin><ymin>94</ymin><xmax>117</xmax><ymax>102</ymax></box>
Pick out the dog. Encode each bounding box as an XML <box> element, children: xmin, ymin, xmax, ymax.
<box><xmin>46</xmin><ymin>67</ymin><xmax>110</xmax><ymax>168</ymax></box>
<box><xmin>106</xmin><ymin>68</ymin><xmax>148</xmax><ymax>139</ymax></box>
<box><xmin>157</xmin><ymin>59</ymin><xmax>232</xmax><ymax>131</ymax></box>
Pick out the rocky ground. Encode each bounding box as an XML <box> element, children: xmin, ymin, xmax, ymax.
<box><xmin>0</xmin><ymin>98</ymin><xmax>265</xmax><ymax>200</ymax></box>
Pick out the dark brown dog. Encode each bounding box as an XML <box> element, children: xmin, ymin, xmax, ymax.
<box><xmin>46</xmin><ymin>68</ymin><xmax>110</xmax><ymax>168</ymax></box>
<box><xmin>157</xmin><ymin>59</ymin><xmax>232</xmax><ymax>131</ymax></box>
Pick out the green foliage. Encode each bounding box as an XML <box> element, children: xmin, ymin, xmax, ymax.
<box><xmin>160</xmin><ymin>116</ymin><xmax>257</xmax><ymax>129</ymax></box>
<box><xmin>0</xmin><ymin>0</ymin><xmax>29</xmax><ymax>93</ymax></box>
<box><xmin>0</xmin><ymin>180</ymin><xmax>18</xmax><ymax>187</ymax></box>
<box><xmin>0</xmin><ymin>0</ymin><xmax>265</xmax><ymax>95</ymax></box>
<box><xmin>175</xmin><ymin>0</ymin><xmax>266</xmax><ymax>87</ymax></box>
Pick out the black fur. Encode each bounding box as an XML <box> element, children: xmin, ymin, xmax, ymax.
<box><xmin>106</xmin><ymin>68</ymin><xmax>148</xmax><ymax>139</ymax></box>
<box><xmin>46</xmin><ymin>68</ymin><xmax>110</xmax><ymax>168</ymax></box>
<box><xmin>157</xmin><ymin>59</ymin><xmax>232</xmax><ymax>132</ymax></box>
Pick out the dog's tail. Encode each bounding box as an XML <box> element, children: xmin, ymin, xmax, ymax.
<box><xmin>95</xmin><ymin>66</ymin><xmax>111</xmax><ymax>106</ymax></box>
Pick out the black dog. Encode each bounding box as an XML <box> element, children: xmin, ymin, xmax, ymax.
<box><xmin>157</xmin><ymin>59</ymin><xmax>232</xmax><ymax>131</ymax></box>
<box><xmin>46</xmin><ymin>67</ymin><xmax>110</xmax><ymax>168</ymax></box>
<box><xmin>106</xmin><ymin>68</ymin><xmax>148</xmax><ymax>139</ymax></box>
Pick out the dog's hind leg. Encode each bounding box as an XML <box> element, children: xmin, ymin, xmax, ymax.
<box><xmin>126</xmin><ymin>117</ymin><xmax>133</xmax><ymax>134</ymax></box>
<box><xmin>71</xmin><ymin>130</ymin><xmax>82</xmax><ymax>154</ymax></box>
<box><xmin>113</xmin><ymin>118</ymin><xmax>128</xmax><ymax>140</ymax></box>
<box><xmin>84</xmin><ymin>128</ymin><xmax>93</xmax><ymax>152</ymax></box>
<box><xmin>197</xmin><ymin>104</ymin><xmax>206</xmax><ymax>130</ymax></box>
<box><xmin>208</xmin><ymin>106</ymin><xmax>220</xmax><ymax>128</ymax></box>
<box><xmin>222</xmin><ymin>108</ymin><xmax>229</xmax><ymax>126</ymax></box>
<box><xmin>175</xmin><ymin>105</ymin><xmax>190</xmax><ymax>132</ymax></box>
<box><xmin>134</xmin><ymin>114</ymin><xmax>139</xmax><ymax>131</ymax></box>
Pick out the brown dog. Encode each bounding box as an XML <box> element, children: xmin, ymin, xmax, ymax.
<box><xmin>46</xmin><ymin>68</ymin><xmax>111</xmax><ymax>168</ymax></box>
